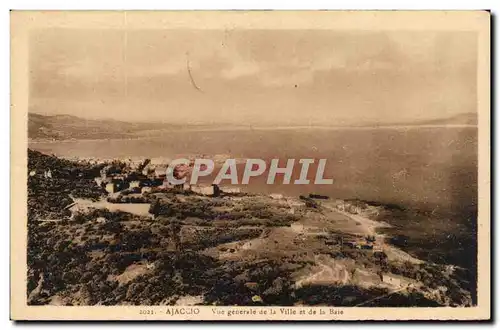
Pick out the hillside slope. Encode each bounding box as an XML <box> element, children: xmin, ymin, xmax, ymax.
<box><xmin>26</xmin><ymin>150</ymin><xmax>475</xmax><ymax>307</ymax></box>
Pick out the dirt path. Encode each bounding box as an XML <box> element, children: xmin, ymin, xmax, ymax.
<box><xmin>320</xmin><ymin>202</ymin><xmax>422</xmax><ymax>264</ymax></box>
<box><xmin>321</xmin><ymin>202</ymin><xmax>389</xmax><ymax>236</ymax></box>
<box><xmin>294</xmin><ymin>255</ymin><xmax>350</xmax><ymax>289</ymax></box>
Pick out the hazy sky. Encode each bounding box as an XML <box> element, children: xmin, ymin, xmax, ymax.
<box><xmin>29</xmin><ymin>29</ymin><xmax>477</xmax><ymax>125</ymax></box>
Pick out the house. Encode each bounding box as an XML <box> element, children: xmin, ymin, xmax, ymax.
<box><xmin>172</xmin><ymin>183</ymin><xmax>185</xmax><ymax>192</ymax></box>
<box><xmin>141</xmin><ymin>187</ymin><xmax>152</xmax><ymax>194</ymax></box>
<box><xmin>191</xmin><ymin>185</ymin><xmax>214</xmax><ymax>196</ymax></box>
<box><xmin>105</xmin><ymin>180</ymin><xmax>129</xmax><ymax>194</ymax></box>
<box><xmin>129</xmin><ymin>180</ymin><xmax>141</xmax><ymax>189</ymax></box>
<box><xmin>44</xmin><ymin>169</ymin><xmax>52</xmax><ymax>179</ymax></box>
<box><xmin>269</xmin><ymin>193</ymin><xmax>283</xmax><ymax>200</ymax></box>
<box><xmin>221</xmin><ymin>186</ymin><xmax>241</xmax><ymax>194</ymax></box>
<box><xmin>105</xmin><ymin>182</ymin><xmax>117</xmax><ymax>194</ymax></box>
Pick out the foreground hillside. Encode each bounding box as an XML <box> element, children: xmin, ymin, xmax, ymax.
<box><xmin>27</xmin><ymin>150</ymin><xmax>475</xmax><ymax>307</ymax></box>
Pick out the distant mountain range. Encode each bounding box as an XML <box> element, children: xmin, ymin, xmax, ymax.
<box><xmin>28</xmin><ymin>112</ymin><xmax>478</xmax><ymax>141</ymax></box>
<box><xmin>28</xmin><ymin>113</ymin><xmax>183</xmax><ymax>140</ymax></box>
<box><xmin>386</xmin><ymin>113</ymin><xmax>478</xmax><ymax>127</ymax></box>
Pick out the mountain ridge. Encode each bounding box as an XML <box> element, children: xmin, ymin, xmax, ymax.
<box><xmin>28</xmin><ymin>112</ymin><xmax>478</xmax><ymax>141</ymax></box>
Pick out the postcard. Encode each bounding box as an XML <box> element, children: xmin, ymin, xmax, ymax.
<box><xmin>10</xmin><ymin>10</ymin><xmax>490</xmax><ymax>321</ymax></box>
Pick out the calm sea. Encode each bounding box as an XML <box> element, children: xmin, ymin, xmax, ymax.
<box><xmin>29</xmin><ymin>127</ymin><xmax>478</xmax><ymax>215</ymax></box>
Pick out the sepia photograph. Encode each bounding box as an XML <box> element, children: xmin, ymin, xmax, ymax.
<box><xmin>10</xmin><ymin>10</ymin><xmax>490</xmax><ymax>321</ymax></box>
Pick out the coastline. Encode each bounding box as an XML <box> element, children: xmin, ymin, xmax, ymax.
<box><xmin>28</xmin><ymin>124</ymin><xmax>478</xmax><ymax>144</ymax></box>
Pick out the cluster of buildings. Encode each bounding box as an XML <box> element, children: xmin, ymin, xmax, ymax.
<box><xmin>95</xmin><ymin>159</ymin><xmax>178</xmax><ymax>195</ymax></box>
<box><xmin>94</xmin><ymin>158</ymin><xmax>229</xmax><ymax>197</ymax></box>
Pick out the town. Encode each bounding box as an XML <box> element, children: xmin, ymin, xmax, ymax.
<box><xmin>93</xmin><ymin>157</ymin><xmax>335</xmax><ymax>196</ymax></box>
